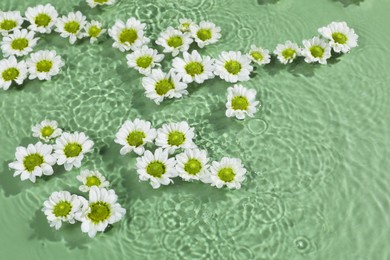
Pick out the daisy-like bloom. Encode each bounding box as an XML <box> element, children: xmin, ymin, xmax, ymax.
<box><xmin>190</xmin><ymin>21</ymin><xmax>221</xmax><ymax>48</ymax></box>
<box><xmin>126</xmin><ymin>45</ymin><xmax>164</xmax><ymax>75</ymax></box>
<box><xmin>247</xmin><ymin>45</ymin><xmax>271</xmax><ymax>65</ymax></box>
<box><xmin>274</xmin><ymin>40</ymin><xmax>301</xmax><ymax>64</ymax></box>
<box><xmin>108</xmin><ymin>18</ymin><xmax>150</xmax><ymax>52</ymax></box>
<box><xmin>25</xmin><ymin>4</ymin><xmax>58</xmax><ymax>34</ymax></box>
<box><xmin>114</xmin><ymin>118</ymin><xmax>157</xmax><ymax>155</ymax></box>
<box><xmin>78</xmin><ymin>186</ymin><xmax>126</xmax><ymax>238</ymax></box>
<box><xmin>135</xmin><ymin>148</ymin><xmax>177</xmax><ymax>189</ymax></box>
<box><xmin>141</xmin><ymin>69</ymin><xmax>188</xmax><ymax>105</ymax></box>
<box><xmin>155</xmin><ymin>121</ymin><xmax>196</xmax><ymax>154</ymax></box>
<box><xmin>76</xmin><ymin>170</ymin><xmax>110</xmax><ymax>192</ymax></box>
<box><xmin>225</xmin><ymin>84</ymin><xmax>259</xmax><ymax>120</ymax></box>
<box><xmin>55</xmin><ymin>11</ymin><xmax>87</xmax><ymax>44</ymax></box>
<box><xmin>53</xmin><ymin>132</ymin><xmax>94</xmax><ymax>171</ymax></box>
<box><xmin>207</xmin><ymin>157</ymin><xmax>247</xmax><ymax>189</ymax></box>
<box><xmin>86</xmin><ymin>0</ymin><xmax>116</xmax><ymax>8</ymax></box>
<box><xmin>172</xmin><ymin>50</ymin><xmax>215</xmax><ymax>84</ymax></box>
<box><xmin>178</xmin><ymin>18</ymin><xmax>195</xmax><ymax>33</ymax></box>
<box><xmin>8</xmin><ymin>142</ymin><xmax>56</xmax><ymax>183</ymax></box>
<box><xmin>156</xmin><ymin>27</ymin><xmax>193</xmax><ymax>57</ymax></box>
<box><xmin>0</xmin><ymin>56</ymin><xmax>27</xmax><ymax>90</ymax></box>
<box><xmin>318</xmin><ymin>21</ymin><xmax>358</xmax><ymax>53</ymax></box>
<box><xmin>27</xmin><ymin>50</ymin><xmax>65</xmax><ymax>81</ymax></box>
<box><xmin>84</xmin><ymin>20</ymin><xmax>106</xmax><ymax>43</ymax></box>
<box><xmin>42</xmin><ymin>191</ymin><xmax>83</xmax><ymax>230</ymax></box>
<box><xmin>1</xmin><ymin>29</ymin><xmax>39</xmax><ymax>57</ymax></box>
<box><xmin>32</xmin><ymin>119</ymin><xmax>63</xmax><ymax>142</ymax></box>
<box><xmin>0</xmin><ymin>11</ymin><xmax>23</xmax><ymax>36</ymax></box>
<box><xmin>175</xmin><ymin>148</ymin><xmax>210</xmax><ymax>182</ymax></box>
<box><xmin>214</xmin><ymin>51</ymin><xmax>253</xmax><ymax>83</ymax></box>
<box><xmin>302</xmin><ymin>36</ymin><xmax>332</xmax><ymax>64</ymax></box>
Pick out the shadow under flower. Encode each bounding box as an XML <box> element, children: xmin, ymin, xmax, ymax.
<box><xmin>257</xmin><ymin>0</ymin><xmax>280</xmax><ymax>5</ymax></box>
<box><xmin>332</xmin><ymin>0</ymin><xmax>365</xmax><ymax>7</ymax></box>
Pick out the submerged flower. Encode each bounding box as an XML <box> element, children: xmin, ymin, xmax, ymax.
<box><xmin>27</xmin><ymin>50</ymin><xmax>65</xmax><ymax>80</ymax></box>
<box><xmin>76</xmin><ymin>170</ymin><xmax>110</xmax><ymax>192</ymax></box>
<box><xmin>155</xmin><ymin>121</ymin><xmax>196</xmax><ymax>154</ymax></box>
<box><xmin>318</xmin><ymin>21</ymin><xmax>358</xmax><ymax>53</ymax></box>
<box><xmin>0</xmin><ymin>56</ymin><xmax>27</xmax><ymax>90</ymax></box>
<box><xmin>1</xmin><ymin>29</ymin><xmax>39</xmax><ymax>57</ymax></box>
<box><xmin>114</xmin><ymin>118</ymin><xmax>157</xmax><ymax>155</ymax></box>
<box><xmin>84</xmin><ymin>20</ymin><xmax>106</xmax><ymax>43</ymax></box>
<box><xmin>32</xmin><ymin>119</ymin><xmax>63</xmax><ymax>142</ymax></box>
<box><xmin>126</xmin><ymin>45</ymin><xmax>164</xmax><ymax>75</ymax></box>
<box><xmin>86</xmin><ymin>0</ymin><xmax>116</xmax><ymax>8</ymax></box>
<box><xmin>207</xmin><ymin>157</ymin><xmax>247</xmax><ymax>189</ymax></box>
<box><xmin>214</xmin><ymin>51</ymin><xmax>253</xmax><ymax>83</ymax></box>
<box><xmin>25</xmin><ymin>4</ymin><xmax>58</xmax><ymax>34</ymax></box>
<box><xmin>135</xmin><ymin>148</ymin><xmax>177</xmax><ymax>189</ymax></box>
<box><xmin>42</xmin><ymin>191</ymin><xmax>83</xmax><ymax>230</ymax></box>
<box><xmin>302</xmin><ymin>36</ymin><xmax>332</xmax><ymax>64</ymax></box>
<box><xmin>247</xmin><ymin>45</ymin><xmax>271</xmax><ymax>65</ymax></box>
<box><xmin>156</xmin><ymin>27</ymin><xmax>193</xmax><ymax>57</ymax></box>
<box><xmin>226</xmin><ymin>84</ymin><xmax>259</xmax><ymax>120</ymax></box>
<box><xmin>55</xmin><ymin>11</ymin><xmax>87</xmax><ymax>44</ymax></box>
<box><xmin>178</xmin><ymin>18</ymin><xmax>194</xmax><ymax>33</ymax></box>
<box><xmin>53</xmin><ymin>132</ymin><xmax>94</xmax><ymax>171</ymax></box>
<box><xmin>8</xmin><ymin>142</ymin><xmax>56</xmax><ymax>183</ymax></box>
<box><xmin>190</xmin><ymin>21</ymin><xmax>221</xmax><ymax>48</ymax></box>
<box><xmin>0</xmin><ymin>11</ymin><xmax>23</xmax><ymax>36</ymax></box>
<box><xmin>175</xmin><ymin>148</ymin><xmax>210</xmax><ymax>182</ymax></box>
<box><xmin>274</xmin><ymin>40</ymin><xmax>301</xmax><ymax>64</ymax></box>
<box><xmin>109</xmin><ymin>18</ymin><xmax>149</xmax><ymax>52</ymax></box>
<box><xmin>172</xmin><ymin>50</ymin><xmax>215</xmax><ymax>84</ymax></box>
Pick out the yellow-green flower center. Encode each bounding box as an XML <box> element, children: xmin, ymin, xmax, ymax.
<box><xmin>36</xmin><ymin>60</ymin><xmax>53</xmax><ymax>73</ymax></box>
<box><xmin>185</xmin><ymin>62</ymin><xmax>204</xmax><ymax>76</ymax></box>
<box><xmin>167</xmin><ymin>131</ymin><xmax>185</xmax><ymax>146</ymax></box>
<box><xmin>197</xmin><ymin>28</ymin><xmax>212</xmax><ymax>41</ymax></box>
<box><xmin>64</xmin><ymin>21</ymin><xmax>80</xmax><ymax>34</ymax></box>
<box><xmin>224</xmin><ymin>60</ymin><xmax>242</xmax><ymax>75</ymax></box>
<box><xmin>146</xmin><ymin>161</ymin><xmax>166</xmax><ymax>178</ymax></box>
<box><xmin>332</xmin><ymin>32</ymin><xmax>348</xmax><ymax>44</ymax></box>
<box><xmin>34</xmin><ymin>13</ymin><xmax>51</xmax><ymax>27</ymax></box>
<box><xmin>310</xmin><ymin>45</ymin><xmax>325</xmax><ymax>58</ymax></box>
<box><xmin>11</xmin><ymin>38</ymin><xmax>28</xmax><ymax>51</ymax></box>
<box><xmin>136</xmin><ymin>55</ymin><xmax>153</xmax><ymax>69</ymax></box>
<box><xmin>251</xmin><ymin>51</ymin><xmax>263</xmax><ymax>61</ymax></box>
<box><xmin>155</xmin><ymin>79</ymin><xmax>174</xmax><ymax>95</ymax></box>
<box><xmin>218</xmin><ymin>167</ymin><xmax>235</xmax><ymax>182</ymax></box>
<box><xmin>126</xmin><ymin>130</ymin><xmax>146</xmax><ymax>147</ymax></box>
<box><xmin>0</xmin><ymin>19</ymin><xmax>17</xmax><ymax>30</ymax></box>
<box><xmin>184</xmin><ymin>159</ymin><xmax>202</xmax><ymax>175</ymax></box>
<box><xmin>86</xmin><ymin>176</ymin><xmax>101</xmax><ymax>187</ymax></box>
<box><xmin>64</xmin><ymin>143</ymin><xmax>82</xmax><ymax>158</ymax></box>
<box><xmin>232</xmin><ymin>96</ymin><xmax>249</xmax><ymax>110</ymax></box>
<box><xmin>119</xmin><ymin>28</ymin><xmax>138</xmax><ymax>44</ymax></box>
<box><xmin>167</xmin><ymin>36</ymin><xmax>183</xmax><ymax>48</ymax></box>
<box><xmin>23</xmin><ymin>153</ymin><xmax>44</xmax><ymax>172</ymax></box>
<box><xmin>2</xmin><ymin>67</ymin><xmax>19</xmax><ymax>81</ymax></box>
<box><xmin>88</xmin><ymin>202</ymin><xmax>111</xmax><ymax>223</ymax></box>
<box><xmin>41</xmin><ymin>126</ymin><xmax>54</xmax><ymax>137</ymax></box>
<box><xmin>282</xmin><ymin>48</ymin><xmax>296</xmax><ymax>60</ymax></box>
<box><xmin>53</xmin><ymin>201</ymin><xmax>72</xmax><ymax>217</ymax></box>
<box><xmin>94</xmin><ymin>0</ymin><xmax>109</xmax><ymax>3</ymax></box>
<box><xmin>181</xmin><ymin>23</ymin><xmax>190</xmax><ymax>31</ymax></box>
<box><xmin>88</xmin><ymin>25</ymin><xmax>101</xmax><ymax>37</ymax></box>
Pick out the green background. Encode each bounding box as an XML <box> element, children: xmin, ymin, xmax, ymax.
<box><xmin>1</xmin><ymin>0</ymin><xmax>389</xmax><ymax>259</ymax></box>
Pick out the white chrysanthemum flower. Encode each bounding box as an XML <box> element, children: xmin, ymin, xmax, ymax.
<box><xmin>190</xmin><ymin>21</ymin><xmax>221</xmax><ymax>48</ymax></box>
<box><xmin>0</xmin><ymin>56</ymin><xmax>27</xmax><ymax>90</ymax></box>
<box><xmin>84</xmin><ymin>20</ymin><xmax>106</xmax><ymax>43</ymax></box>
<box><xmin>25</xmin><ymin>4</ymin><xmax>58</xmax><ymax>34</ymax></box>
<box><xmin>214</xmin><ymin>51</ymin><xmax>253</xmax><ymax>83</ymax></box>
<box><xmin>42</xmin><ymin>191</ymin><xmax>83</xmax><ymax>230</ymax></box>
<box><xmin>1</xmin><ymin>29</ymin><xmax>39</xmax><ymax>57</ymax></box>
<box><xmin>76</xmin><ymin>170</ymin><xmax>110</xmax><ymax>192</ymax></box>
<box><xmin>27</xmin><ymin>50</ymin><xmax>64</xmax><ymax>81</ymax></box>
<box><xmin>207</xmin><ymin>157</ymin><xmax>247</xmax><ymax>189</ymax></box>
<box><xmin>318</xmin><ymin>21</ymin><xmax>358</xmax><ymax>53</ymax></box>
<box><xmin>8</xmin><ymin>142</ymin><xmax>56</xmax><ymax>183</ymax></box>
<box><xmin>55</xmin><ymin>11</ymin><xmax>87</xmax><ymax>44</ymax></box>
<box><xmin>32</xmin><ymin>120</ymin><xmax>63</xmax><ymax>142</ymax></box>
<box><xmin>114</xmin><ymin>118</ymin><xmax>157</xmax><ymax>155</ymax></box>
<box><xmin>0</xmin><ymin>11</ymin><xmax>23</xmax><ymax>36</ymax></box>
<box><xmin>135</xmin><ymin>148</ymin><xmax>177</xmax><ymax>189</ymax></box>
<box><xmin>86</xmin><ymin>0</ymin><xmax>116</xmax><ymax>8</ymax></box>
<box><xmin>302</xmin><ymin>36</ymin><xmax>332</xmax><ymax>64</ymax></box>
<box><xmin>126</xmin><ymin>45</ymin><xmax>164</xmax><ymax>75</ymax></box>
<box><xmin>175</xmin><ymin>148</ymin><xmax>210</xmax><ymax>182</ymax></box>
<box><xmin>274</xmin><ymin>40</ymin><xmax>301</xmax><ymax>64</ymax></box>
<box><xmin>178</xmin><ymin>18</ymin><xmax>194</xmax><ymax>33</ymax></box>
<box><xmin>156</xmin><ymin>27</ymin><xmax>193</xmax><ymax>57</ymax></box>
<box><xmin>172</xmin><ymin>50</ymin><xmax>215</xmax><ymax>84</ymax></box>
<box><xmin>155</xmin><ymin>121</ymin><xmax>196</xmax><ymax>154</ymax></box>
<box><xmin>108</xmin><ymin>18</ymin><xmax>150</xmax><ymax>52</ymax></box>
<box><xmin>141</xmin><ymin>69</ymin><xmax>188</xmax><ymax>105</ymax></box>
<box><xmin>53</xmin><ymin>132</ymin><xmax>94</xmax><ymax>171</ymax></box>
<box><xmin>78</xmin><ymin>187</ymin><xmax>126</xmax><ymax>238</ymax></box>
<box><xmin>247</xmin><ymin>45</ymin><xmax>271</xmax><ymax>65</ymax></box>
<box><xmin>226</xmin><ymin>84</ymin><xmax>259</xmax><ymax>120</ymax></box>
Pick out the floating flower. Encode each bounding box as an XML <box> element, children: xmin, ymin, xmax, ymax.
<box><xmin>32</xmin><ymin>119</ymin><xmax>63</xmax><ymax>142</ymax></box>
<box><xmin>156</xmin><ymin>27</ymin><xmax>193</xmax><ymax>57</ymax></box>
<box><xmin>86</xmin><ymin>0</ymin><xmax>116</xmax><ymax>8</ymax></box>
<box><xmin>109</xmin><ymin>18</ymin><xmax>150</xmax><ymax>52</ymax></box>
<box><xmin>126</xmin><ymin>45</ymin><xmax>164</xmax><ymax>75</ymax></box>
<box><xmin>53</xmin><ymin>132</ymin><xmax>94</xmax><ymax>171</ymax></box>
<box><xmin>302</xmin><ymin>36</ymin><xmax>332</xmax><ymax>64</ymax></box>
<box><xmin>318</xmin><ymin>21</ymin><xmax>358</xmax><ymax>53</ymax></box>
<box><xmin>226</xmin><ymin>84</ymin><xmax>259</xmax><ymax>120</ymax></box>
<box><xmin>207</xmin><ymin>157</ymin><xmax>247</xmax><ymax>189</ymax></box>
<box><xmin>178</xmin><ymin>18</ymin><xmax>194</xmax><ymax>33</ymax></box>
<box><xmin>1</xmin><ymin>29</ymin><xmax>39</xmax><ymax>57</ymax></box>
<box><xmin>172</xmin><ymin>50</ymin><xmax>215</xmax><ymax>84</ymax></box>
<box><xmin>25</xmin><ymin>4</ymin><xmax>58</xmax><ymax>34</ymax></box>
<box><xmin>155</xmin><ymin>121</ymin><xmax>196</xmax><ymax>154</ymax></box>
<box><xmin>0</xmin><ymin>56</ymin><xmax>27</xmax><ymax>90</ymax></box>
<box><xmin>274</xmin><ymin>40</ymin><xmax>301</xmax><ymax>64</ymax></box>
<box><xmin>55</xmin><ymin>11</ymin><xmax>87</xmax><ymax>44</ymax></box>
<box><xmin>247</xmin><ymin>45</ymin><xmax>271</xmax><ymax>65</ymax></box>
<box><xmin>27</xmin><ymin>50</ymin><xmax>65</xmax><ymax>81</ymax></box>
<box><xmin>0</xmin><ymin>11</ymin><xmax>23</xmax><ymax>36</ymax></box>
<box><xmin>175</xmin><ymin>148</ymin><xmax>210</xmax><ymax>182</ymax></box>
<box><xmin>135</xmin><ymin>148</ymin><xmax>177</xmax><ymax>189</ymax></box>
<box><xmin>42</xmin><ymin>191</ymin><xmax>83</xmax><ymax>230</ymax></box>
<box><xmin>8</xmin><ymin>142</ymin><xmax>57</xmax><ymax>183</ymax></box>
<box><xmin>84</xmin><ymin>20</ymin><xmax>106</xmax><ymax>43</ymax></box>
<box><xmin>214</xmin><ymin>51</ymin><xmax>253</xmax><ymax>83</ymax></box>
<box><xmin>114</xmin><ymin>118</ymin><xmax>157</xmax><ymax>155</ymax></box>
<box><xmin>190</xmin><ymin>21</ymin><xmax>221</xmax><ymax>48</ymax></box>
<box><xmin>78</xmin><ymin>187</ymin><xmax>126</xmax><ymax>238</ymax></box>
<box><xmin>141</xmin><ymin>69</ymin><xmax>188</xmax><ymax>105</ymax></box>
<box><xmin>76</xmin><ymin>170</ymin><xmax>110</xmax><ymax>192</ymax></box>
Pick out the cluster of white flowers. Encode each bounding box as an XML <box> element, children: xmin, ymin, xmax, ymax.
<box><xmin>115</xmin><ymin>119</ymin><xmax>247</xmax><ymax>190</ymax></box>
